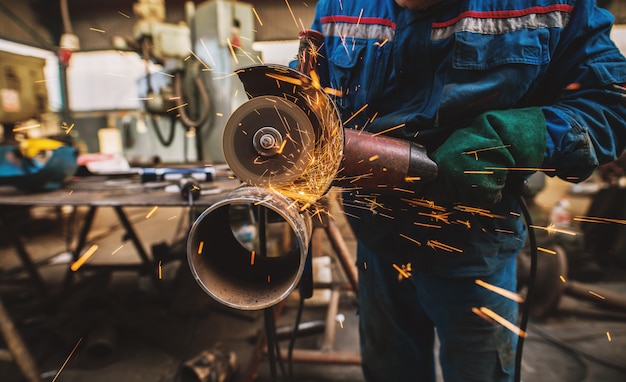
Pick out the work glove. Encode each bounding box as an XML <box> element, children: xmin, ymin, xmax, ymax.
<box><xmin>428</xmin><ymin>107</ymin><xmax>547</xmax><ymax>206</ymax></box>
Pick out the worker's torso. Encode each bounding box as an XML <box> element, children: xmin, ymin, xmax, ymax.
<box><xmin>316</xmin><ymin>0</ymin><xmax>581</xmax><ymax>148</ymax></box>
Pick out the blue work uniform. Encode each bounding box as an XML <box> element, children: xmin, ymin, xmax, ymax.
<box><xmin>309</xmin><ymin>0</ymin><xmax>626</xmax><ymax>381</ymax></box>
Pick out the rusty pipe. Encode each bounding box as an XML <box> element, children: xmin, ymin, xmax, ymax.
<box><xmin>187</xmin><ymin>186</ymin><xmax>312</xmax><ymax>310</ymax></box>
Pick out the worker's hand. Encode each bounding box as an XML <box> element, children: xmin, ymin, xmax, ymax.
<box><xmin>427</xmin><ymin>107</ymin><xmax>546</xmax><ymax>206</ymax></box>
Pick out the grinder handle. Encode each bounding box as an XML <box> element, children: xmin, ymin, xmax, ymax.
<box><xmin>334</xmin><ymin>128</ymin><xmax>437</xmax><ymax>192</ymax></box>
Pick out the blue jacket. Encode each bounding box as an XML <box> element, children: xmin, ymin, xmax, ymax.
<box><xmin>310</xmin><ymin>0</ymin><xmax>626</xmax><ymax>276</ymax></box>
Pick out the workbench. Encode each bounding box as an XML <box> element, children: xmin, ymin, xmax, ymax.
<box><xmin>0</xmin><ymin>174</ymin><xmax>240</xmax><ymax>381</ymax></box>
<box><xmin>0</xmin><ymin>175</ymin><xmax>361</xmax><ymax>382</ymax></box>
<box><xmin>0</xmin><ymin>175</ymin><xmax>240</xmax><ymax>298</ymax></box>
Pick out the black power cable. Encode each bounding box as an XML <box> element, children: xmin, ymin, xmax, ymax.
<box><xmin>287</xmin><ymin>295</ymin><xmax>306</xmax><ymax>382</ymax></box>
<box><xmin>150</xmin><ymin>115</ymin><xmax>178</xmax><ymax>147</ymax></box>
<box><xmin>515</xmin><ymin>195</ymin><xmax>539</xmax><ymax>382</ymax></box>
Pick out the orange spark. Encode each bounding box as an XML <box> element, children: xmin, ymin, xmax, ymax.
<box><xmin>401</xmin><ymin>198</ymin><xmax>446</xmax><ymax>211</ymax></box>
<box><xmin>472</xmin><ymin>307</ymin><xmax>492</xmax><ymax>322</ymax></box>
<box><xmin>399</xmin><ymin>233</ymin><xmax>421</xmax><ymax>246</ymax></box>
<box><xmin>414</xmin><ymin>222</ymin><xmax>442</xmax><ymax>229</ymax></box>
<box><xmin>310</xmin><ymin>70</ymin><xmax>321</xmax><ymax>89</ymax></box>
<box><xmin>588</xmin><ymin>290</ymin><xmax>605</xmax><ymax>300</ymax></box>
<box><xmin>392</xmin><ymin>263</ymin><xmax>411</xmax><ymax>280</ymax></box>
<box><xmin>51</xmin><ymin>337</ymin><xmax>83</xmax><ymax>382</ymax></box>
<box><xmin>90</xmin><ymin>27</ymin><xmax>106</xmax><ymax>33</ymax></box>
<box><xmin>455</xmin><ymin>220</ymin><xmax>471</xmax><ymax>229</ymax></box>
<box><xmin>337</xmin><ymin>313</ymin><xmax>345</xmax><ymax>328</ymax></box>
<box><xmin>227</xmin><ymin>38</ymin><xmax>238</xmax><ymax>64</ymax></box>
<box><xmin>464</xmin><ymin>170</ymin><xmax>494</xmax><ymax>175</ymax></box>
<box><xmin>495</xmin><ymin>229</ymin><xmax>514</xmax><ymax>234</ymax></box>
<box><xmin>405</xmin><ymin>176</ymin><xmax>422</xmax><ymax>182</ymax></box>
<box><xmin>427</xmin><ymin>240</ymin><xmax>463</xmax><ymax>253</ymax></box>
<box><xmin>463</xmin><ymin>145</ymin><xmax>510</xmax><ymax>160</ymax></box>
<box><xmin>343</xmin><ymin>103</ymin><xmax>368</xmax><ymax>126</ymax></box>
<box><xmin>146</xmin><ymin>206</ymin><xmax>158</xmax><ymax>219</ymax></box>
<box><xmin>276</xmin><ymin>138</ymin><xmax>288</xmax><ymax>155</ymax></box>
<box><xmin>284</xmin><ymin>0</ymin><xmax>298</xmax><ymax>28</ymax></box>
<box><xmin>158</xmin><ymin>261</ymin><xmax>162</xmax><ymax>279</ymax></box>
<box><xmin>392</xmin><ymin>187</ymin><xmax>416</xmax><ymax>194</ymax></box>
<box><xmin>266</xmin><ymin>73</ymin><xmax>302</xmax><ymax>86</ymax></box>
<box><xmin>486</xmin><ymin>167</ymin><xmax>557</xmax><ymax>172</ymax></box>
<box><xmin>372</xmin><ymin>123</ymin><xmax>406</xmax><ymax>137</ymax></box>
<box><xmin>475</xmin><ymin>279</ymin><xmax>524</xmax><ymax>303</ymax></box>
<box><xmin>573</xmin><ymin>216</ymin><xmax>626</xmax><ymax>225</ymax></box>
<box><xmin>566</xmin><ymin>82</ymin><xmax>581</xmax><ymax>90</ymax></box>
<box><xmin>559</xmin><ymin>275</ymin><xmax>567</xmax><ymax>283</ymax></box>
<box><xmin>537</xmin><ymin>247</ymin><xmax>557</xmax><ymax>255</ymax></box>
<box><xmin>252</xmin><ymin>7</ymin><xmax>263</xmax><ymax>26</ymax></box>
<box><xmin>324</xmin><ymin>87</ymin><xmax>343</xmax><ymax>97</ymax></box>
<box><xmin>199</xmin><ymin>39</ymin><xmax>217</xmax><ymax>67</ymax></box>
<box><xmin>375</xmin><ymin>39</ymin><xmax>389</xmax><ymax>47</ymax></box>
<box><xmin>12</xmin><ymin>124</ymin><xmax>40</xmax><ymax>132</ymax></box>
<box><xmin>529</xmin><ymin>224</ymin><xmax>577</xmax><ymax>236</ymax></box>
<box><xmin>187</xmin><ymin>48</ymin><xmax>211</xmax><ymax>70</ymax></box>
<box><xmin>607</xmin><ymin>331</ymin><xmax>612</xmax><ymax>342</ymax></box>
<box><xmin>454</xmin><ymin>205</ymin><xmax>504</xmax><ymax>218</ymax></box>
<box><xmin>369</xmin><ymin>155</ymin><xmax>379</xmax><ymax>161</ymax></box>
<box><xmin>166</xmin><ymin>103</ymin><xmax>189</xmax><ymax>113</ymax></box>
<box><xmin>418</xmin><ymin>211</ymin><xmax>452</xmax><ymax>224</ymax></box>
<box><xmin>70</xmin><ymin>245</ymin><xmax>98</xmax><ymax>272</ymax></box>
<box><xmin>477</xmin><ymin>306</ymin><xmax>527</xmax><ymax>338</ymax></box>
<box><xmin>197</xmin><ymin>241</ymin><xmax>204</xmax><ymax>255</ymax></box>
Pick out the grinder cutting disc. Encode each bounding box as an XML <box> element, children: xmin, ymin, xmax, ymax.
<box><xmin>223</xmin><ymin>96</ymin><xmax>316</xmax><ymax>187</ymax></box>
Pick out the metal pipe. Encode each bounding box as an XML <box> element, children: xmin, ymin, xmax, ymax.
<box><xmin>325</xmin><ymin>221</ymin><xmax>358</xmax><ymax>295</ymax></box>
<box><xmin>276</xmin><ymin>349</ymin><xmax>361</xmax><ymax>365</ymax></box>
<box><xmin>187</xmin><ymin>186</ymin><xmax>312</xmax><ymax>310</ymax></box>
<box><xmin>321</xmin><ymin>289</ymin><xmax>341</xmax><ymax>351</ymax></box>
<box><xmin>565</xmin><ymin>281</ymin><xmax>626</xmax><ymax>312</ymax></box>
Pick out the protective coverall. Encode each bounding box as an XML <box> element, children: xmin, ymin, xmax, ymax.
<box><xmin>309</xmin><ymin>0</ymin><xmax>626</xmax><ymax>380</ymax></box>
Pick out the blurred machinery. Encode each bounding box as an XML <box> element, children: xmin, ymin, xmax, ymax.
<box><xmin>117</xmin><ymin>0</ymin><xmax>256</xmax><ymax>163</ymax></box>
<box><xmin>0</xmin><ymin>50</ymin><xmax>77</xmax><ymax>190</ymax></box>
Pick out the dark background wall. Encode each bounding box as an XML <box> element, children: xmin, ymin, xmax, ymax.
<box><xmin>0</xmin><ymin>0</ymin><xmax>318</xmax><ymax>52</ymax></box>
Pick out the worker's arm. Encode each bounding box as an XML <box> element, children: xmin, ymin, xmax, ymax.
<box><xmin>432</xmin><ymin>1</ymin><xmax>626</xmax><ymax>206</ymax></box>
<box><xmin>536</xmin><ymin>2</ymin><xmax>626</xmax><ymax>182</ymax></box>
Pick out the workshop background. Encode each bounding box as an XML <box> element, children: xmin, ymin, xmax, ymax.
<box><xmin>0</xmin><ymin>1</ymin><xmax>626</xmax><ymax>381</ymax></box>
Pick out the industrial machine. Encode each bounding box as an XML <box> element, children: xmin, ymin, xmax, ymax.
<box><xmin>0</xmin><ymin>50</ymin><xmax>77</xmax><ymax>190</ymax></box>
<box><xmin>121</xmin><ymin>0</ymin><xmax>256</xmax><ymax>163</ymax></box>
<box><xmin>186</xmin><ymin>31</ymin><xmax>438</xmax><ymax>310</ymax></box>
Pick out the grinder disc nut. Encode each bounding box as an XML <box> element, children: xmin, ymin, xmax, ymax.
<box><xmin>253</xmin><ymin>127</ymin><xmax>283</xmax><ymax>156</ymax></box>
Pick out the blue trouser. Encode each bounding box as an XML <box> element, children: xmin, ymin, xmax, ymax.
<box><xmin>356</xmin><ymin>242</ymin><xmax>518</xmax><ymax>382</ymax></box>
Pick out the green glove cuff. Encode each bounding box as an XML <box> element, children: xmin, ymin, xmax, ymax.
<box><xmin>429</xmin><ymin>107</ymin><xmax>547</xmax><ymax>206</ymax></box>
<box><xmin>478</xmin><ymin>107</ymin><xmax>547</xmax><ymax>170</ymax></box>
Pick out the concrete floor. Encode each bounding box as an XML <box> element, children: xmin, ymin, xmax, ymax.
<box><xmin>0</xmin><ymin>177</ymin><xmax>625</xmax><ymax>382</ymax></box>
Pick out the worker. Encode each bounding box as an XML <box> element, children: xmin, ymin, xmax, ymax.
<box><xmin>307</xmin><ymin>0</ymin><xmax>626</xmax><ymax>381</ymax></box>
